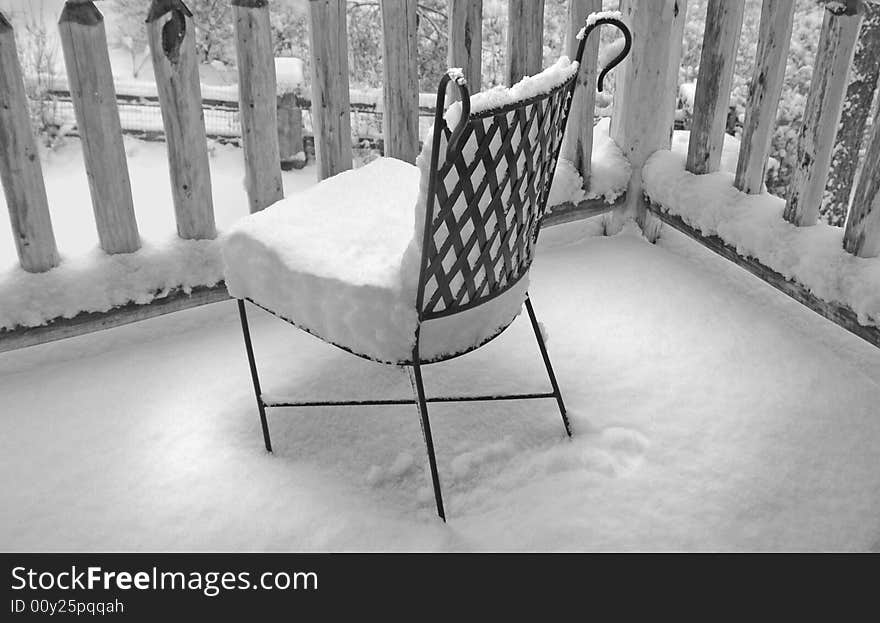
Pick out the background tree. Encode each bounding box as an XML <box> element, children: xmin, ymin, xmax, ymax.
<box><xmin>0</xmin><ymin>0</ymin><xmax>61</xmax><ymax>138</ymax></box>
<box><xmin>109</xmin><ymin>0</ymin><xmax>150</xmax><ymax>77</ymax></box>
<box><xmin>108</xmin><ymin>0</ymin><xmax>235</xmax><ymax>68</ymax></box>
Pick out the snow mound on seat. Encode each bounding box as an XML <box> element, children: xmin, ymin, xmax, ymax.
<box><xmin>222</xmin><ymin>157</ymin><xmax>530</xmax><ymax>363</ymax></box>
<box><xmin>223</xmin><ymin>158</ymin><xmax>422</xmax><ymax>362</ymax></box>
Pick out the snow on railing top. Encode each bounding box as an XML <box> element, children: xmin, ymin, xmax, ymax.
<box><xmin>644</xmin><ymin>150</ymin><xmax>880</xmax><ymax>328</ymax></box>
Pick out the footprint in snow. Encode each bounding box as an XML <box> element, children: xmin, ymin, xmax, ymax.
<box><xmin>449</xmin><ymin>440</ymin><xmax>516</xmax><ymax>482</ymax></box>
<box><xmin>586</xmin><ymin>426</ymin><xmax>649</xmax><ymax>476</ymax></box>
<box><xmin>543</xmin><ymin>416</ymin><xmax>649</xmax><ymax>478</ymax></box>
<box><xmin>365</xmin><ymin>452</ymin><xmax>417</xmax><ymax>487</ymax></box>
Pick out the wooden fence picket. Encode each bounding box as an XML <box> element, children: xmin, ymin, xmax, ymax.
<box><xmin>59</xmin><ymin>0</ymin><xmax>140</xmax><ymax>254</ymax></box>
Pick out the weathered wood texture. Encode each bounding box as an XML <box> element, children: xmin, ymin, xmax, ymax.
<box><xmin>59</xmin><ymin>1</ymin><xmax>140</xmax><ymax>254</ymax></box>
<box><xmin>506</xmin><ymin>0</ymin><xmax>544</xmax><ymax>85</ymax></box>
<box><xmin>544</xmin><ymin>194</ymin><xmax>623</xmax><ymax>228</ymax></box>
<box><xmin>232</xmin><ymin>0</ymin><xmax>283</xmax><ymax>212</ymax></box>
<box><xmin>560</xmin><ymin>0</ymin><xmax>601</xmax><ymax>185</ymax></box>
<box><xmin>608</xmin><ymin>0</ymin><xmax>679</xmax><ymax>235</ymax></box>
<box><xmin>0</xmin><ymin>12</ymin><xmax>59</xmax><ymax>272</ymax></box>
<box><xmin>784</xmin><ymin>3</ymin><xmax>863</xmax><ymax>226</ymax></box>
<box><xmin>0</xmin><ymin>284</ymin><xmax>230</xmax><ymax>354</ymax></box>
<box><xmin>380</xmin><ymin>0</ymin><xmax>419</xmax><ymax>163</ymax></box>
<box><xmin>734</xmin><ymin>0</ymin><xmax>795</xmax><ymax>194</ymax></box>
<box><xmin>147</xmin><ymin>0</ymin><xmax>216</xmax><ymax>239</ymax></box>
<box><xmin>824</xmin><ymin>2</ymin><xmax>880</xmax><ymax>224</ymax></box>
<box><xmin>685</xmin><ymin>0</ymin><xmax>745</xmax><ymax>175</ymax></box>
<box><xmin>308</xmin><ymin>0</ymin><xmax>353</xmax><ymax>180</ymax></box>
<box><xmin>447</xmin><ymin>0</ymin><xmax>482</xmax><ymax>102</ymax></box>
<box><xmin>277</xmin><ymin>93</ymin><xmax>305</xmax><ymax>170</ymax></box>
<box><xmin>647</xmin><ymin>203</ymin><xmax>880</xmax><ymax>349</ymax></box>
<box><xmin>843</xmin><ymin>96</ymin><xmax>880</xmax><ymax>257</ymax></box>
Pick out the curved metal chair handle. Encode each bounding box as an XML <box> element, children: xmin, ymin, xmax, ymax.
<box><xmin>432</xmin><ymin>72</ymin><xmax>471</xmax><ymax>162</ymax></box>
<box><xmin>575</xmin><ymin>16</ymin><xmax>633</xmax><ymax>92</ymax></box>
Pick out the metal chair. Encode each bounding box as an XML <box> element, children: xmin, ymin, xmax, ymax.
<box><xmin>231</xmin><ymin>17</ymin><xmax>631</xmax><ymax>520</ymax></box>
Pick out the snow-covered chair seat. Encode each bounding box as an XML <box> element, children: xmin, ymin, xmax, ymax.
<box><xmin>223</xmin><ymin>15</ymin><xmax>632</xmax><ymax>520</ymax></box>
<box><xmin>222</xmin><ymin>156</ymin><xmax>528</xmax><ymax>364</ymax></box>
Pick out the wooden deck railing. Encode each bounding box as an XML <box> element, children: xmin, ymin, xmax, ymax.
<box><xmin>3</xmin><ymin>0</ymin><xmax>879</xmax><ymax>353</ymax></box>
<box><xmin>635</xmin><ymin>0</ymin><xmax>880</xmax><ymax>348</ymax></box>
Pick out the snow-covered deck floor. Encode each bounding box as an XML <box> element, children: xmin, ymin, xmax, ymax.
<box><xmin>2</xmin><ymin>220</ymin><xmax>879</xmax><ymax>552</ymax></box>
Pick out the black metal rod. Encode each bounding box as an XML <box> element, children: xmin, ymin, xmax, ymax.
<box><xmin>525</xmin><ymin>296</ymin><xmax>571</xmax><ymax>437</ymax></box>
<box><xmin>237</xmin><ymin>299</ymin><xmax>273</xmax><ymax>453</ymax></box>
<box><xmin>408</xmin><ymin>355</ymin><xmax>446</xmax><ymax>522</ymax></box>
<box><xmin>262</xmin><ymin>392</ymin><xmax>557</xmax><ymax>409</ymax></box>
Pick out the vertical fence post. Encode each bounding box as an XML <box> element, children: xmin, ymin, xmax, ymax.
<box><xmin>447</xmin><ymin>0</ymin><xmax>482</xmax><ymax>102</ymax></box>
<box><xmin>506</xmin><ymin>0</ymin><xmax>544</xmax><ymax>86</ymax></box>
<box><xmin>685</xmin><ymin>0</ymin><xmax>745</xmax><ymax>175</ymax></box>
<box><xmin>784</xmin><ymin>1</ymin><xmax>863</xmax><ymax>227</ymax></box>
<box><xmin>608</xmin><ymin>0</ymin><xmax>679</xmax><ymax>237</ymax></box>
<box><xmin>0</xmin><ymin>11</ymin><xmax>59</xmax><ymax>272</ymax></box>
<box><xmin>232</xmin><ymin>0</ymin><xmax>283</xmax><ymax>213</ymax></box>
<box><xmin>560</xmin><ymin>0</ymin><xmax>601</xmax><ymax>187</ymax></box>
<box><xmin>824</xmin><ymin>2</ymin><xmax>880</xmax><ymax>224</ymax></box>
<box><xmin>734</xmin><ymin>0</ymin><xmax>795</xmax><ymax>195</ymax></box>
<box><xmin>308</xmin><ymin>0</ymin><xmax>353</xmax><ymax>180</ymax></box>
<box><xmin>59</xmin><ymin>0</ymin><xmax>139</xmax><ymax>254</ymax></box>
<box><xmin>147</xmin><ymin>0</ymin><xmax>216</xmax><ymax>240</ymax></box>
<box><xmin>843</xmin><ymin>101</ymin><xmax>880</xmax><ymax>257</ymax></box>
<box><xmin>380</xmin><ymin>0</ymin><xmax>419</xmax><ymax>164</ymax></box>
<box><xmin>277</xmin><ymin>93</ymin><xmax>305</xmax><ymax>170</ymax></box>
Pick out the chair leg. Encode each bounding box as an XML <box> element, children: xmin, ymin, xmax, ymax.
<box><xmin>525</xmin><ymin>296</ymin><xmax>572</xmax><ymax>437</ymax></box>
<box><xmin>406</xmin><ymin>360</ymin><xmax>446</xmax><ymax>521</ymax></box>
<box><xmin>237</xmin><ymin>299</ymin><xmax>273</xmax><ymax>453</ymax></box>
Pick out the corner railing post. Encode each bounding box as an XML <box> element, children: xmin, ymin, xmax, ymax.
<box><xmin>608</xmin><ymin>0</ymin><xmax>681</xmax><ymax>238</ymax></box>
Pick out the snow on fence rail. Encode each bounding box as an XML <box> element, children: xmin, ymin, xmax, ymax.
<box><xmin>3</xmin><ymin>0</ymin><xmax>880</xmax><ymax>353</ymax></box>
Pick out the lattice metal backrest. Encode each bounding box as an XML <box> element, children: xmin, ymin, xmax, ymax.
<box><xmin>417</xmin><ymin>77</ymin><xmax>574</xmax><ymax>320</ymax></box>
<box><xmin>414</xmin><ymin>17</ymin><xmax>631</xmax><ymax>322</ymax></box>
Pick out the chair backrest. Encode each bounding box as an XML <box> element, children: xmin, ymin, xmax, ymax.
<box><xmin>415</xmin><ymin>16</ymin><xmax>631</xmax><ymax>322</ymax></box>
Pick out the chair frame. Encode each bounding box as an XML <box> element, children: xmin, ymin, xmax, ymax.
<box><xmin>236</xmin><ymin>17</ymin><xmax>631</xmax><ymax>521</ymax></box>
